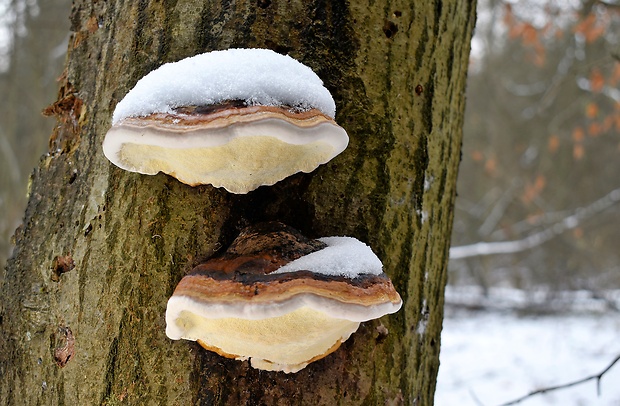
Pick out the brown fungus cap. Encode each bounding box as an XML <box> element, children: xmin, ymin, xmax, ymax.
<box><xmin>165</xmin><ymin>222</ymin><xmax>402</xmax><ymax>373</ymax></box>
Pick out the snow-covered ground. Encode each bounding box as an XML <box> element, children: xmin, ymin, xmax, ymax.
<box><xmin>436</xmin><ymin>287</ymin><xmax>620</xmax><ymax>406</ymax></box>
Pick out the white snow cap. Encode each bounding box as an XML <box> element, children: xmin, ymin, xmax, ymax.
<box><xmin>112</xmin><ymin>48</ymin><xmax>336</xmax><ymax>124</ymax></box>
<box><xmin>272</xmin><ymin>236</ymin><xmax>384</xmax><ymax>278</ymax></box>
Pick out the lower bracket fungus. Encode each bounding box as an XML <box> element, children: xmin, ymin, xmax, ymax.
<box><xmin>165</xmin><ymin>222</ymin><xmax>402</xmax><ymax>373</ymax></box>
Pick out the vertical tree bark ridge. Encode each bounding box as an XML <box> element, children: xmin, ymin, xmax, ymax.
<box><xmin>0</xmin><ymin>0</ymin><xmax>475</xmax><ymax>405</ymax></box>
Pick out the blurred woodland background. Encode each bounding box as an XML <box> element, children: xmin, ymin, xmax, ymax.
<box><xmin>1</xmin><ymin>1</ymin><xmax>620</xmax><ymax>303</ymax></box>
<box><xmin>449</xmin><ymin>0</ymin><xmax>620</xmax><ymax>304</ymax></box>
<box><xmin>0</xmin><ymin>0</ymin><xmax>70</xmax><ymax>264</ymax></box>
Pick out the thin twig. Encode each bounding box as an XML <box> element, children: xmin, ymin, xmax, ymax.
<box><xmin>450</xmin><ymin>187</ymin><xmax>620</xmax><ymax>259</ymax></box>
<box><xmin>469</xmin><ymin>388</ymin><xmax>485</xmax><ymax>406</ymax></box>
<box><xmin>498</xmin><ymin>354</ymin><xmax>620</xmax><ymax>406</ymax></box>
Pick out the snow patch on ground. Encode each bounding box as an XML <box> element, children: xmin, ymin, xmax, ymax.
<box><xmin>437</xmin><ymin>287</ymin><xmax>620</xmax><ymax>406</ymax></box>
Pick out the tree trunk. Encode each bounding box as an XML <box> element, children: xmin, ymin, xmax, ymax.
<box><xmin>0</xmin><ymin>1</ymin><xmax>475</xmax><ymax>405</ymax></box>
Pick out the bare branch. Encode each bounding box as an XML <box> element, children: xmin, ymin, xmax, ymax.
<box><xmin>450</xmin><ymin>187</ymin><xmax>620</xmax><ymax>259</ymax></box>
<box><xmin>594</xmin><ymin>0</ymin><xmax>620</xmax><ymax>10</ymax></box>
<box><xmin>498</xmin><ymin>354</ymin><xmax>620</xmax><ymax>406</ymax></box>
<box><xmin>478</xmin><ymin>181</ymin><xmax>519</xmax><ymax>237</ymax></box>
<box><xmin>577</xmin><ymin>76</ymin><xmax>620</xmax><ymax>102</ymax></box>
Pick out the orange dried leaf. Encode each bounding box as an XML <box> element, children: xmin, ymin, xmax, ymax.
<box><xmin>534</xmin><ymin>174</ymin><xmax>546</xmax><ymax>192</ymax></box>
<box><xmin>588</xmin><ymin>122</ymin><xmax>602</xmax><ymax>137</ymax></box>
<box><xmin>521</xmin><ymin>186</ymin><xmax>534</xmax><ymax>205</ymax></box>
<box><xmin>585</xmin><ymin>25</ymin><xmax>605</xmax><ymax>44</ymax></box>
<box><xmin>471</xmin><ymin>150</ymin><xmax>484</xmax><ymax>162</ymax></box>
<box><xmin>573</xmin><ymin>144</ymin><xmax>585</xmax><ymax>160</ymax></box>
<box><xmin>521</xmin><ymin>176</ymin><xmax>545</xmax><ymax>205</ymax></box>
<box><xmin>509</xmin><ymin>23</ymin><xmax>525</xmax><ymax>39</ymax></box>
<box><xmin>572</xmin><ymin>126</ymin><xmax>585</xmax><ymax>142</ymax></box>
<box><xmin>532</xmin><ymin>46</ymin><xmax>546</xmax><ymax>67</ymax></box>
<box><xmin>573</xmin><ymin>13</ymin><xmax>596</xmax><ymax>35</ymax></box>
<box><xmin>484</xmin><ymin>158</ymin><xmax>497</xmax><ymax>176</ymax></box>
<box><xmin>522</xmin><ymin>24</ymin><xmax>539</xmax><ymax>46</ymax></box>
<box><xmin>585</xmin><ymin>102</ymin><xmax>598</xmax><ymax>118</ymax></box>
<box><xmin>526</xmin><ymin>213</ymin><xmax>543</xmax><ymax>225</ymax></box>
<box><xmin>503</xmin><ymin>3</ymin><xmax>514</xmax><ymax>27</ymax></box>
<box><xmin>548</xmin><ymin>135</ymin><xmax>560</xmax><ymax>153</ymax></box>
<box><xmin>590</xmin><ymin>69</ymin><xmax>605</xmax><ymax>92</ymax></box>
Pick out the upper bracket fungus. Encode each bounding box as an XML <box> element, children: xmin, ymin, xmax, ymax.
<box><xmin>103</xmin><ymin>49</ymin><xmax>349</xmax><ymax>193</ymax></box>
<box><xmin>165</xmin><ymin>222</ymin><xmax>402</xmax><ymax>373</ymax></box>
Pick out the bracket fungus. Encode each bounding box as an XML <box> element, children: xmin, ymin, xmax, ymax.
<box><xmin>165</xmin><ymin>222</ymin><xmax>402</xmax><ymax>373</ymax></box>
<box><xmin>103</xmin><ymin>48</ymin><xmax>349</xmax><ymax>193</ymax></box>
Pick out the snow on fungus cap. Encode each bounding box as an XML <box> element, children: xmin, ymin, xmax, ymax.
<box><xmin>102</xmin><ymin>48</ymin><xmax>349</xmax><ymax>194</ymax></box>
<box><xmin>165</xmin><ymin>222</ymin><xmax>402</xmax><ymax>373</ymax></box>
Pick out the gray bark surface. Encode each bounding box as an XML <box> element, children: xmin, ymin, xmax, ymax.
<box><xmin>0</xmin><ymin>1</ymin><xmax>476</xmax><ymax>404</ymax></box>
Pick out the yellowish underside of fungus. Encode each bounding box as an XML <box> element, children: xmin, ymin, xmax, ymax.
<box><xmin>117</xmin><ymin>135</ymin><xmax>334</xmax><ymax>193</ymax></box>
<box><xmin>173</xmin><ymin>307</ymin><xmax>360</xmax><ymax>373</ymax></box>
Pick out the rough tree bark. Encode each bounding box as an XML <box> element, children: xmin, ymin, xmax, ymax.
<box><xmin>0</xmin><ymin>1</ymin><xmax>475</xmax><ymax>405</ymax></box>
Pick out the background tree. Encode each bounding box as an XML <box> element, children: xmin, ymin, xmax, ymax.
<box><xmin>0</xmin><ymin>1</ymin><xmax>475</xmax><ymax>405</ymax></box>
<box><xmin>450</xmin><ymin>0</ymin><xmax>620</xmax><ymax>298</ymax></box>
<box><xmin>0</xmin><ymin>0</ymin><xmax>70</xmax><ymax>268</ymax></box>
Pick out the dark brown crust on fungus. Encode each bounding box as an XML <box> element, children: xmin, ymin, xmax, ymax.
<box><xmin>173</xmin><ymin>222</ymin><xmax>402</xmax><ymax>306</ymax></box>
<box><xmin>116</xmin><ymin>102</ymin><xmax>337</xmax><ymax>131</ymax></box>
<box><xmin>174</xmin><ymin>273</ymin><xmax>401</xmax><ymax>306</ymax></box>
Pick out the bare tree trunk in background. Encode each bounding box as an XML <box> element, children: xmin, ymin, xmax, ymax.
<box><xmin>0</xmin><ymin>1</ymin><xmax>475</xmax><ymax>404</ymax></box>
